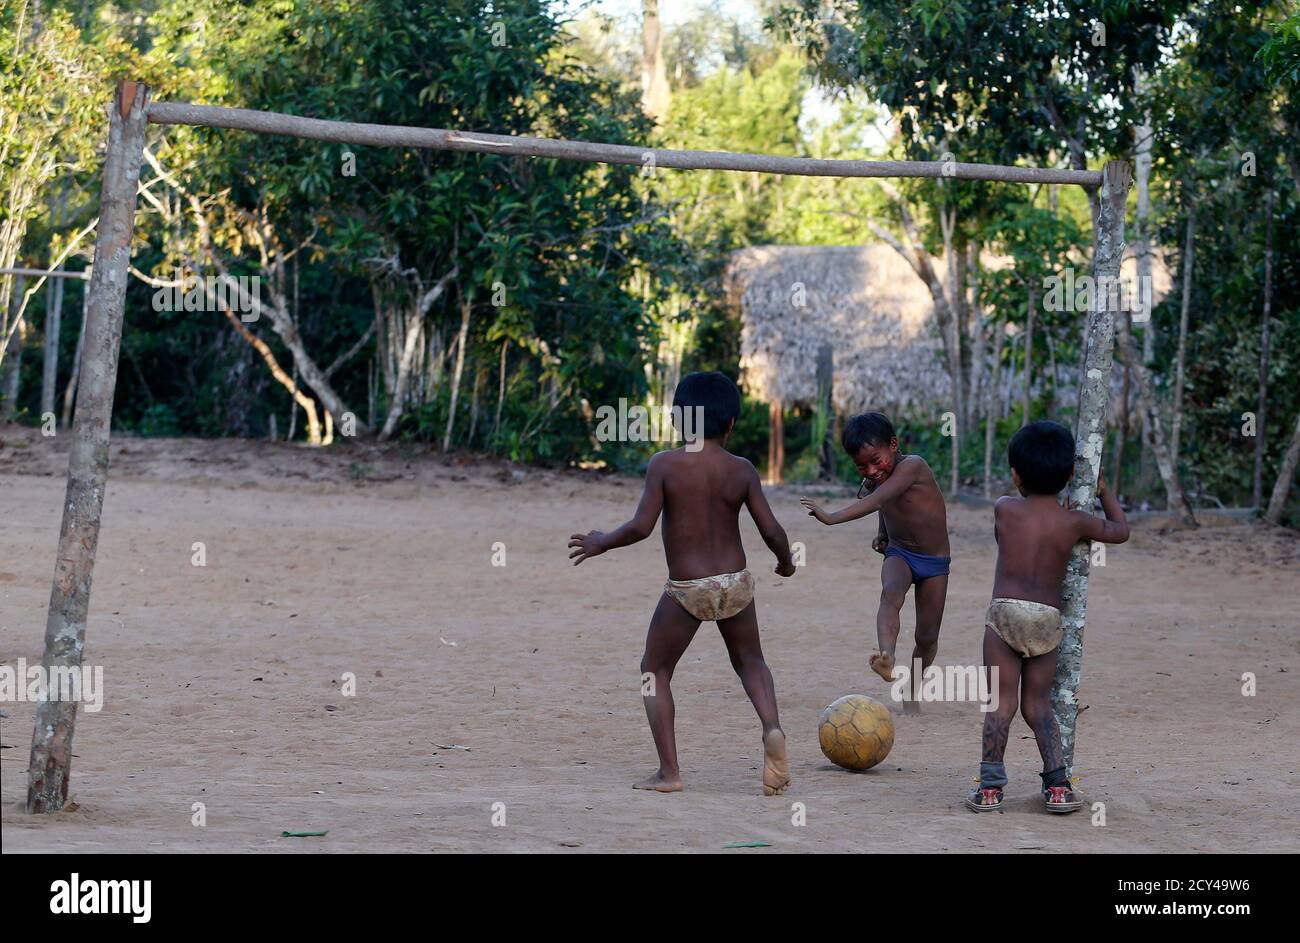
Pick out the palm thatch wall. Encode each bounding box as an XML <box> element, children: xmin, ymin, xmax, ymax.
<box><xmin>727</xmin><ymin>244</ymin><xmax>950</xmax><ymax>420</ymax></box>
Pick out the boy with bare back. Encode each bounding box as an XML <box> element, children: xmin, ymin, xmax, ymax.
<box><xmin>800</xmin><ymin>412</ymin><xmax>950</xmax><ymax>708</ymax></box>
<box><xmin>966</xmin><ymin>420</ymin><xmax>1128</xmax><ymax>813</ymax></box>
<box><xmin>568</xmin><ymin>372</ymin><xmax>796</xmax><ymax>795</ymax></box>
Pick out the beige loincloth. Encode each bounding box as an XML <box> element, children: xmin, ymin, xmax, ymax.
<box><xmin>665</xmin><ymin>569</ymin><xmax>755</xmax><ymax>622</ymax></box>
<box><xmin>986</xmin><ymin>597</ymin><xmax>1063</xmax><ymax>658</ymax></box>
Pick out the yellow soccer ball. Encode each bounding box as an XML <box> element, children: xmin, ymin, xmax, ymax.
<box><xmin>818</xmin><ymin>694</ymin><xmax>895</xmax><ymax>771</ymax></box>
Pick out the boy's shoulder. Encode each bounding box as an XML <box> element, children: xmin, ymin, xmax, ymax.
<box><xmin>896</xmin><ymin>453</ymin><xmax>936</xmax><ymax>482</ymax></box>
<box><xmin>649</xmin><ymin>446</ymin><xmax>756</xmax><ymax>477</ymax></box>
<box><xmin>996</xmin><ymin>495</ymin><xmax>1072</xmax><ymax>528</ymax></box>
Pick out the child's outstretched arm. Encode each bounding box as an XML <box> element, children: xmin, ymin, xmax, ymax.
<box><xmin>742</xmin><ymin>461</ymin><xmax>796</xmax><ymax>576</ymax></box>
<box><xmin>800</xmin><ymin>459</ymin><xmax>916</xmax><ymax>526</ymax></box>
<box><xmin>1071</xmin><ymin>475</ymin><xmax>1130</xmax><ymax>544</ymax></box>
<box><xmin>568</xmin><ymin>453</ymin><xmax>666</xmax><ymax>565</ymax></box>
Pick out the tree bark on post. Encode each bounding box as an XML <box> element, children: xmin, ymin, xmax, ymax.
<box><xmin>1051</xmin><ymin>160</ymin><xmax>1131</xmax><ymax>776</ymax></box>
<box><xmin>27</xmin><ymin>81</ymin><xmax>150</xmax><ymax>813</ymax></box>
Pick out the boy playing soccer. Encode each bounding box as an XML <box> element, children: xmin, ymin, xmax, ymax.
<box><xmin>568</xmin><ymin>371</ymin><xmax>796</xmax><ymax>795</ymax></box>
<box><xmin>799</xmin><ymin>412</ymin><xmax>950</xmax><ymax>707</ymax></box>
<box><xmin>966</xmin><ymin>420</ymin><xmax>1129</xmax><ymax>814</ymax></box>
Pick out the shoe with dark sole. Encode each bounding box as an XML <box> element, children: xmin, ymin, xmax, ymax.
<box><xmin>965</xmin><ymin>786</ymin><xmax>1004</xmax><ymax>812</ymax></box>
<box><xmin>1044</xmin><ymin>784</ymin><xmax>1082</xmax><ymax>813</ymax></box>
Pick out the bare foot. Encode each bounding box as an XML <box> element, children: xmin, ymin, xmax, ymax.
<box><xmin>762</xmin><ymin>729</ymin><xmax>790</xmax><ymax>796</ymax></box>
<box><xmin>633</xmin><ymin>771</ymin><xmax>683</xmax><ymax>793</ymax></box>
<box><xmin>869</xmin><ymin>650</ymin><xmax>896</xmax><ymax>683</ymax></box>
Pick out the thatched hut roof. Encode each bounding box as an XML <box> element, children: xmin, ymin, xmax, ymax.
<box><xmin>727</xmin><ymin>244</ymin><xmax>950</xmax><ymax>418</ymax></box>
<box><xmin>726</xmin><ymin>243</ymin><xmax>1177</xmax><ymax>420</ymax></box>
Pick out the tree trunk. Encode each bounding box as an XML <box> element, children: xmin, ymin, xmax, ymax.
<box><xmin>380</xmin><ymin>304</ymin><xmax>424</xmax><ymax>439</ymax></box>
<box><xmin>493</xmin><ymin>339</ymin><xmax>507</xmax><ymax>445</ymax></box>
<box><xmin>1264</xmin><ymin>409</ymin><xmax>1300</xmax><ymax>525</ymax></box>
<box><xmin>442</xmin><ymin>296</ymin><xmax>471</xmax><ymax>451</ymax></box>
<box><xmin>1253</xmin><ymin>189</ymin><xmax>1274</xmax><ymax>508</ymax></box>
<box><xmin>966</xmin><ymin>244</ymin><xmax>984</xmax><ymax>420</ymax></box>
<box><xmin>41</xmin><ymin>274</ymin><xmax>63</xmax><ymax>417</ymax></box>
<box><xmin>1021</xmin><ymin>279</ymin><xmax>1035</xmax><ymax>426</ymax></box>
<box><xmin>816</xmin><ymin>343</ymin><xmax>835</xmax><ymax>479</ymax></box>
<box><xmin>983</xmin><ymin>309</ymin><xmax>1006</xmax><ymax>499</ymax></box>
<box><xmin>1113</xmin><ymin>357</ymin><xmax>1130</xmax><ymax>495</ymax></box>
<box><xmin>768</xmin><ymin>400</ymin><xmax>784</xmax><ymax>484</ymax></box>
<box><xmin>640</xmin><ymin>0</ymin><xmax>671</xmax><ymax>123</ymax></box>
<box><xmin>188</xmin><ymin>198</ymin><xmax>368</xmax><ymax>437</ymax></box>
<box><xmin>41</xmin><ymin>180</ymin><xmax>69</xmax><ymax>418</ymax></box>
<box><xmin>374</xmin><ymin>265</ymin><xmax>457</xmax><ymax>440</ymax></box>
<box><xmin>221</xmin><ymin>305</ymin><xmax>320</xmax><ymax>444</ymax></box>
<box><xmin>1</xmin><ymin>274</ymin><xmax>26</xmax><ymax>421</ymax></box>
<box><xmin>28</xmin><ymin>81</ymin><xmax>149</xmax><ymax>813</ymax></box>
<box><xmin>1170</xmin><ymin>209</ymin><xmax>1195</xmax><ymax>464</ymax></box>
<box><xmin>1133</xmin><ymin>94</ymin><xmax>1157</xmax><ymax>495</ymax></box>
<box><xmin>1133</xmin><ymin>84</ymin><xmax>1155</xmax><ymax>363</ymax></box>
<box><xmin>467</xmin><ymin>364</ymin><xmax>484</xmax><ymax>447</ymax></box>
<box><xmin>60</xmin><ymin>284</ymin><xmax>87</xmax><ymax>429</ymax></box>
<box><xmin>1117</xmin><ymin>309</ymin><xmax>1198</xmax><ymax>526</ymax></box>
<box><xmin>1051</xmin><ymin>161</ymin><xmax>1130</xmax><ymax>775</ymax></box>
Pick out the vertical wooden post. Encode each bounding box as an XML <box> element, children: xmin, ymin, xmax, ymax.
<box><xmin>767</xmin><ymin>399</ymin><xmax>784</xmax><ymax>484</ymax></box>
<box><xmin>42</xmin><ymin>275</ymin><xmax>64</xmax><ymax>417</ymax></box>
<box><xmin>815</xmin><ymin>342</ymin><xmax>834</xmax><ymax>479</ymax></box>
<box><xmin>27</xmin><ymin>80</ymin><xmax>149</xmax><ymax>813</ymax></box>
<box><xmin>1051</xmin><ymin>159</ymin><xmax>1131</xmax><ymax>775</ymax></box>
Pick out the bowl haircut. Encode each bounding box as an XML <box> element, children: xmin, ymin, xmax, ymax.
<box><xmin>1008</xmin><ymin>420</ymin><xmax>1075</xmax><ymax>495</ymax></box>
<box><xmin>672</xmin><ymin>371</ymin><xmax>741</xmax><ymax>440</ymax></box>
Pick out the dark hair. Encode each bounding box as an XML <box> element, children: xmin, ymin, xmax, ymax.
<box><xmin>841</xmin><ymin>412</ymin><xmax>895</xmax><ymax>456</ymax></box>
<box><xmin>673</xmin><ymin>371</ymin><xmax>740</xmax><ymax>439</ymax></box>
<box><xmin>1008</xmin><ymin>421</ymin><xmax>1075</xmax><ymax>495</ymax></box>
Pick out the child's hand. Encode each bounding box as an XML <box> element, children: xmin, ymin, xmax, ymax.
<box><xmin>871</xmin><ymin>534</ymin><xmax>889</xmax><ymax>555</ymax></box>
<box><xmin>568</xmin><ymin>531</ymin><xmax>607</xmax><ymax>565</ymax></box>
<box><xmin>799</xmin><ymin>497</ymin><xmax>831</xmax><ymax>524</ymax></box>
<box><xmin>774</xmin><ymin>559</ymin><xmax>796</xmax><ymax>578</ymax></box>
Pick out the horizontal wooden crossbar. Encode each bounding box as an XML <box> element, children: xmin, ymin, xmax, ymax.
<box><xmin>147</xmin><ymin>101</ymin><xmax>1102</xmax><ymax>188</ymax></box>
<box><xmin>0</xmin><ymin>267</ymin><xmax>90</xmax><ymax>280</ymax></box>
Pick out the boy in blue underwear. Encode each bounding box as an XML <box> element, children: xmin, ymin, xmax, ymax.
<box><xmin>800</xmin><ymin>413</ymin><xmax>950</xmax><ymax>707</ymax></box>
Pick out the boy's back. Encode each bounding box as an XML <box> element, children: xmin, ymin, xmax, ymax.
<box><xmin>993</xmin><ymin>497</ymin><xmax>1090</xmax><ymax>608</ymax></box>
<box><xmin>657</xmin><ymin>446</ymin><xmax>753</xmax><ymax>581</ymax></box>
<box><xmin>968</xmin><ymin>420</ymin><xmax>1128</xmax><ymax>814</ymax></box>
<box><xmin>568</xmin><ymin>371</ymin><xmax>795</xmax><ymax>795</ymax></box>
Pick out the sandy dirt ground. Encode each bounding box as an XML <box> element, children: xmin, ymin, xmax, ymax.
<box><xmin>2</xmin><ymin>426</ymin><xmax>1297</xmax><ymax>853</ymax></box>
